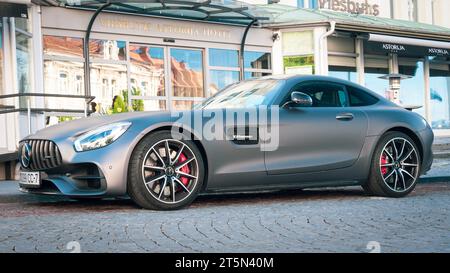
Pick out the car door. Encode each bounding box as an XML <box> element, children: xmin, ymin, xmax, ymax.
<box><xmin>265</xmin><ymin>81</ymin><xmax>368</xmax><ymax>175</ymax></box>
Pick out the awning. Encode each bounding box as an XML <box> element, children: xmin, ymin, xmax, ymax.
<box><xmin>0</xmin><ymin>2</ymin><xmax>28</xmax><ymax>18</ymax></box>
<box><xmin>53</xmin><ymin>0</ymin><xmax>272</xmax><ymax>25</ymax></box>
<box><xmin>366</xmin><ymin>34</ymin><xmax>450</xmax><ymax>57</ymax></box>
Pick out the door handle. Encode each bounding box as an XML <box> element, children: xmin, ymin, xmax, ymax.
<box><xmin>336</xmin><ymin>113</ymin><xmax>354</xmax><ymax>121</ymax></box>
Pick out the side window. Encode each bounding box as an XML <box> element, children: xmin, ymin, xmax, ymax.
<box><xmin>293</xmin><ymin>82</ymin><xmax>347</xmax><ymax>108</ymax></box>
<box><xmin>347</xmin><ymin>86</ymin><xmax>379</xmax><ymax>107</ymax></box>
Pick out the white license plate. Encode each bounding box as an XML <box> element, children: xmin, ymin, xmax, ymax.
<box><xmin>20</xmin><ymin>172</ymin><xmax>41</xmax><ymax>187</ymax></box>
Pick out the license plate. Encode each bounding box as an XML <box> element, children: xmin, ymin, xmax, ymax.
<box><xmin>20</xmin><ymin>172</ymin><xmax>41</xmax><ymax>187</ymax></box>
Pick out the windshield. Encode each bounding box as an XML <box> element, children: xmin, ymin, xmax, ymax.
<box><xmin>201</xmin><ymin>79</ymin><xmax>282</xmax><ymax>109</ymax></box>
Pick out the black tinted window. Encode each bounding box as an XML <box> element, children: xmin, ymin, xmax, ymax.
<box><xmin>347</xmin><ymin>86</ymin><xmax>379</xmax><ymax>107</ymax></box>
<box><xmin>294</xmin><ymin>82</ymin><xmax>347</xmax><ymax>107</ymax></box>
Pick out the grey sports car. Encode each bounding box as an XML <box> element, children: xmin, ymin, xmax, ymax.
<box><xmin>18</xmin><ymin>75</ymin><xmax>434</xmax><ymax>210</ymax></box>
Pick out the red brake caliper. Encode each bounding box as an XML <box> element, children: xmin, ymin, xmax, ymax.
<box><xmin>178</xmin><ymin>153</ymin><xmax>191</xmax><ymax>186</ymax></box>
<box><xmin>381</xmin><ymin>153</ymin><xmax>388</xmax><ymax>175</ymax></box>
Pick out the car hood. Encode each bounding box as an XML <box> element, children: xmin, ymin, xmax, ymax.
<box><xmin>25</xmin><ymin>111</ymin><xmax>174</xmax><ymax>142</ymax></box>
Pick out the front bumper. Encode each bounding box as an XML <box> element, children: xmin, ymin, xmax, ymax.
<box><xmin>19</xmin><ymin>129</ymin><xmax>137</xmax><ymax>197</ymax></box>
<box><xmin>19</xmin><ymin>163</ymin><xmax>108</xmax><ymax>197</ymax></box>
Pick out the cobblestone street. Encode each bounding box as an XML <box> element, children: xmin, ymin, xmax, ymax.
<box><xmin>0</xmin><ymin>179</ymin><xmax>449</xmax><ymax>253</ymax></box>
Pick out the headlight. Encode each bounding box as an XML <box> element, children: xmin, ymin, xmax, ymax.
<box><xmin>74</xmin><ymin>122</ymin><xmax>131</xmax><ymax>152</ymax></box>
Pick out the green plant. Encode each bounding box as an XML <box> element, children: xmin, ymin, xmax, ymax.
<box><xmin>112</xmin><ymin>95</ymin><xmax>127</xmax><ymax>114</ymax></box>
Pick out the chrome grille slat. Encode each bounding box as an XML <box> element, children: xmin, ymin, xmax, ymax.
<box><xmin>20</xmin><ymin>139</ymin><xmax>63</xmax><ymax>171</ymax></box>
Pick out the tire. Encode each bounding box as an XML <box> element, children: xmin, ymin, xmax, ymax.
<box><xmin>363</xmin><ymin>131</ymin><xmax>421</xmax><ymax>198</ymax></box>
<box><xmin>127</xmin><ymin>131</ymin><xmax>205</xmax><ymax>210</ymax></box>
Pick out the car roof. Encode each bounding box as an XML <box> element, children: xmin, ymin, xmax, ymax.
<box><xmin>256</xmin><ymin>74</ymin><xmax>392</xmax><ymax>104</ymax></box>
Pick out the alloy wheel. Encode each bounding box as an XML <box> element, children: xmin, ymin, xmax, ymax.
<box><xmin>379</xmin><ymin>137</ymin><xmax>419</xmax><ymax>193</ymax></box>
<box><xmin>141</xmin><ymin>139</ymin><xmax>199</xmax><ymax>204</ymax></box>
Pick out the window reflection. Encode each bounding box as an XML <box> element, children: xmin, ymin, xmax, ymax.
<box><xmin>172</xmin><ymin>100</ymin><xmax>195</xmax><ymax>110</ymax></box>
<box><xmin>16</xmin><ymin>31</ymin><xmax>32</xmax><ymax>95</ymax></box>
<box><xmin>89</xmin><ymin>39</ymin><xmax>126</xmax><ymax>61</ymax></box>
<box><xmin>43</xmin><ymin>36</ymin><xmax>84</xmax><ymax>58</ymax></box>
<box><xmin>244</xmin><ymin>72</ymin><xmax>271</xmax><ymax>80</ymax></box>
<box><xmin>209</xmin><ymin>48</ymin><xmax>238</xmax><ymax>67</ymax></box>
<box><xmin>129</xmin><ymin>45</ymin><xmax>165</xmax><ymax>97</ymax></box>
<box><xmin>399</xmin><ymin>59</ymin><xmax>425</xmax><ymax>116</ymax></box>
<box><xmin>430</xmin><ymin>60</ymin><xmax>450</xmax><ymax>129</ymax></box>
<box><xmin>0</xmin><ymin>22</ymin><xmax>3</xmax><ymax>97</ymax></box>
<box><xmin>209</xmin><ymin>70</ymin><xmax>239</xmax><ymax>96</ymax></box>
<box><xmin>44</xmin><ymin>60</ymin><xmax>85</xmax><ymax>110</ymax></box>
<box><xmin>244</xmin><ymin>51</ymin><xmax>271</xmax><ymax>69</ymax></box>
<box><xmin>364</xmin><ymin>58</ymin><xmax>390</xmax><ymax>98</ymax></box>
<box><xmin>170</xmin><ymin>48</ymin><xmax>204</xmax><ymax>99</ymax></box>
<box><xmin>141</xmin><ymin>100</ymin><xmax>167</xmax><ymax>111</ymax></box>
<box><xmin>90</xmin><ymin>63</ymin><xmax>128</xmax><ymax>112</ymax></box>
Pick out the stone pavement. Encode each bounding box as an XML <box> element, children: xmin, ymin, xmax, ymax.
<box><xmin>0</xmin><ymin>179</ymin><xmax>449</xmax><ymax>253</ymax></box>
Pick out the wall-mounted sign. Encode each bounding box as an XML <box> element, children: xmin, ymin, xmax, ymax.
<box><xmin>0</xmin><ymin>3</ymin><xmax>28</xmax><ymax>18</ymax></box>
<box><xmin>318</xmin><ymin>0</ymin><xmax>380</xmax><ymax>16</ymax></box>
<box><xmin>365</xmin><ymin>41</ymin><xmax>450</xmax><ymax>57</ymax></box>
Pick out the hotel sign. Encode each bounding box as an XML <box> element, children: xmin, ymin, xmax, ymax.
<box><xmin>365</xmin><ymin>41</ymin><xmax>450</xmax><ymax>57</ymax></box>
<box><xmin>318</xmin><ymin>0</ymin><xmax>380</xmax><ymax>16</ymax></box>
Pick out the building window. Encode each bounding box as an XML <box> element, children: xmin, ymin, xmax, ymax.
<box><xmin>297</xmin><ymin>0</ymin><xmax>305</xmax><ymax>8</ymax></box>
<box><xmin>129</xmin><ymin>44</ymin><xmax>166</xmax><ymax>111</ymax></box>
<box><xmin>282</xmin><ymin>31</ymin><xmax>314</xmax><ymax>75</ymax></box>
<box><xmin>89</xmin><ymin>39</ymin><xmax>126</xmax><ymax>61</ymax></box>
<box><xmin>364</xmin><ymin>56</ymin><xmax>390</xmax><ymax>98</ymax></box>
<box><xmin>208</xmin><ymin>48</ymin><xmax>239</xmax><ymax>95</ymax></box>
<box><xmin>15</xmin><ymin>18</ymin><xmax>32</xmax><ymax>94</ymax></box>
<box><xmin>429</xmin><ymin>57</ymin><xmax>450</xmax><ymax>130</ymax></box>
<box><xmin>327</xmin><ymin>36</ymin><xmax>357</xmax><ymax>82</ymax></box>
<box><xmin>407</xmin><ymin>0</ymin><xmax>418</xmax><ymax>21</ymax></box>
<box><xmin>309</xmin><ymin>0</ymin><xmax>318</xmax><ymax>9</ymax></box>
<box><xmin>43</xmin><ymin>35</ymin><xmax>85</xmax><ymax>111</ymax></box>
<box><xmin>399</xmin><ymin>59</ymin><xmax>425</xmax><ymax>117</ymax></box>
<box><xmin>170</xmin><ymin>48</ymin><xmax>204</xmax><ymax>110</ymax></box>
<box><xmin>0</xmin><ymin>20</ymin><xmax>4</xmax><ymax>97</ymax></box>
<box><xmin>244</xmin><ymin>51</ymin><xmax>272</xmax><ymax>79</ymax></box>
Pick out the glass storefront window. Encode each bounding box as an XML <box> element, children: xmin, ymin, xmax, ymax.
<box><xmin>141</xmin><ymin>100</ymin><xmax>166</xmax><ymax>112</ymax></box>
<box><xmin>244</xmin><ymin>72</ymin><xmax>272</xmax><ymax>80</ymax></box>
<box><xmin>172</xmin><ymin>100</ymin><xmax>195</xmax><ymax>110</ymax></box>
<box><xmin>89</xmin><ymin>39</ymin><xmax>126</xmax><ymax>61</ymax></box>
<box><xmin>90</xmin><ymin>63</ymin><xmax>128</xmax><ymax>112</ymax></box>
<box><xmin>399</xmin><ymin>59</ymin><xmax>425</xmax><ymax>116</ymax></box>
<box><xmin>170</xmin><ymin>48</ymin><xmax>204</xmax><ymax>99</ymax></box>
<box><xmin>209</xmin><ymin>48</ymin><xmax>238</xmax><ymax>67</ymax></box>
<box><xmin>43</xmin><ymin>36</ymin><xmax>84</xmax><ymax>58</ymax></box>
<box><xmin>129</xmin><ymin>45</ymin><xmax>165</xmax><ymax>97</ymax></box>
<box><xmin>364</xmin><ymin>57</ymin><xmax>390</xmax><ymax>98</ymax></box>
<box><xmin>44</xmin><ymin>60</ymin><xmax>85</xmax><ymax>109</ymax></box>
<box><xmin>209</xmin><ymin>70</ymin><xmax>239</xmax><ymax>96</ymax></box>
<box><xmin>430</xmin><ymin>59</ymin><xmax>450</xmax><ymax>129</ymax></box>
<box><xmin>16</xmin><ymin>27</ymin><xmax>32</xmax><ymax>94</ymax></box>
<box><xmin>244</xmin><ymin>51</ymin><xmax>271</xmax><ymax>70</ymax></box>
<box><xmin>328</xmin><ymin>56</ymin><xmax>357</xmax><ymax>82</ymax></box>
<box><xmin>0</xmin><ymin>21</ymin><xmax>3</xmax><ymax>96</ymax></box>
<box><xmin>329</xmin><ymin>67</ymin><xmax>357</xmax><ymax>82</ymax></box>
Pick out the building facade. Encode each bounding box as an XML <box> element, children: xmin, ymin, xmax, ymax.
<box><xmin>1</xmin><ymin>0</ymin><xmax>450</xmax><ymax>178</ymax></box>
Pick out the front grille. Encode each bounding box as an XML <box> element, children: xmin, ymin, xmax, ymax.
<box><xmin>21</xmin><ymin>140</ymin><xmax>63</xmax><ymax>171</ymax></box>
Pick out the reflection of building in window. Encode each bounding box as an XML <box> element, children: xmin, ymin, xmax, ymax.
<box><xmin>407</xmin><ymin>0</ymin><xmax>418</xmax><ymax>21</ymax></box>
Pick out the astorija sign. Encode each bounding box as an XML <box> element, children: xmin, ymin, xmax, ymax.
<box><xmin>318</xmin><ymin>0</ymin><xmax>380</xmax><ymax>16</ymax></box>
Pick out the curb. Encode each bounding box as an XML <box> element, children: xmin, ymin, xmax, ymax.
<box><xmin>419</xmin><ymin>176</ymin><xmax>450</xmax><ymax>183</ymax></box>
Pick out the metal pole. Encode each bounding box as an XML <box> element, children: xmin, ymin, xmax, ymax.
<box><xmin>239</xmin><ymin>19</ymin><xmax>257</xmax><ymax>81</ymax></box>
<box><xmin>84</xmin><ymin>2</ymin><xmax>112</xmax><ymax>113</ymax></box>
<box><xmin>27</xmin><ymin>97</ymin><xmax>31</xmax><ymax>135</ymax></box>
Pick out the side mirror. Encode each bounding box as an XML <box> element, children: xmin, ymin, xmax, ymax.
<box><xmin>290</xmin><ymin>92</ymin><xmax>313</xmax><ymax>107</ymax></box>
